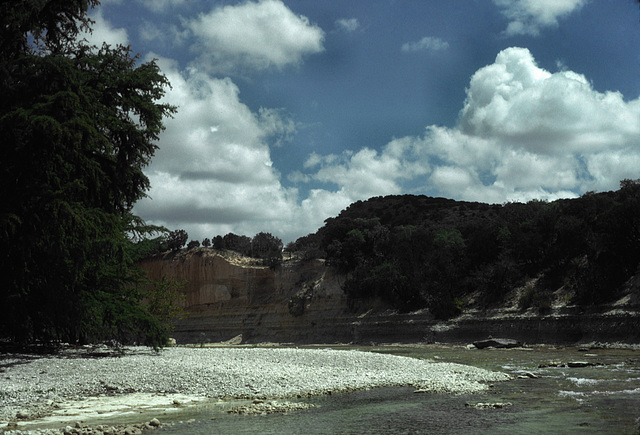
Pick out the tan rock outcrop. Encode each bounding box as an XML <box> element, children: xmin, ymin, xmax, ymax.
<box><xmin>137</xmin><ymin>249</ymin><xmax>358</xmax><ymax>343</ymax></box>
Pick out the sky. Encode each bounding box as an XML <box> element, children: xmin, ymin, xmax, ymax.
<box><xmin>85</xmin><ymin>0</ymin><xmax>640</xmax><ymax>243</ymax></box>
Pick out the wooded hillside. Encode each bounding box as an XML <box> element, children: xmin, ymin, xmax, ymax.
<box><xmin>291</xmin><ymin>180</ymin><xmax>640</xmax><ymax>318</ymax></box>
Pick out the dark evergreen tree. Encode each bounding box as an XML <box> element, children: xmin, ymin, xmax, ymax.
<box><xmin>251</xmin><ymin>232</ymin><xmax>283</xmax><ymax>259</ymax></box>
<box><xmin>212</xmin><ymin>235</ymin><xmax>225</xmax><ymax>249</ymax></box>
<box><xmin>165</xmin><ymin>229</ymin><xmax>188</xmax><ymax>251</ymax></box>
<box><xmin>223</xmin><ymin>233</ymin><xmax>251</xmax><ymax>256</ymax></box>
<box><xmin>0</xmin><ymin>1</ymin><xmax>175</xmax><ymax>345</ymax></box>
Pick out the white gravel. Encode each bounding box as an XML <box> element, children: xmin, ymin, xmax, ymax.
<box><xmin>0</xmin><ymin>346</ymin><xmax>511</xmax><ymax>424</ymax></box>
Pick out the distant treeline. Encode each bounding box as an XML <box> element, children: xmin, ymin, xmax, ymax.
<box><xmin>287</xmin><ymin>179</ymin><xmax>640</xmax><ymax>318</ymax></box>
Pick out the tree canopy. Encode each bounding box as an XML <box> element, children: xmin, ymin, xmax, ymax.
<box><xmin>0</xmin><ymin>1</ymin><xmax>176</xmax><ymax>346</ymax></box>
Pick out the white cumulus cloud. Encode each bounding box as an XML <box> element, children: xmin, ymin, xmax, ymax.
<box><xmin>460</xmin><ymin>47</ymin><xmax>640</xmax><ymax>157</ymax></box>
<box><xmin>186</xmin><ymin>0</ymin><xmax>325</xmax><ymax>73</ymax></box>
<box><xmin>493</xmin><ymin>0</ymin><xmax>588</xmax><ymax>36</ymax></box>
<box><xmin>336</xmin><ymin>18</ymin><xmax>360</xmax><ymax>33</ymax></box>
<box><xmin>434</xmin><ymin>46</ymin><xmax>640</xmax><ymax>200</ymax></box>
<box><xmin>401</xmin><ymin>36</ymin><xmax>449</xmax><ymax>53</ymax></box>
<box><xmin>302</xmin><ymin>138</ymin><xmax>430</xmax><ymax>200</ymax></box>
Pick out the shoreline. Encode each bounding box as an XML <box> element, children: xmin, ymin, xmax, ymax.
<box><xmin>1</xmin><ymin>345</ymin><xmax>511</xmax><ymax>433</ymax></box>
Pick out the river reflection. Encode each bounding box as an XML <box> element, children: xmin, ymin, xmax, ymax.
<box><xmin>159</xmin><ymin>345</ymin><xmax>640</xmax><ymax>434</ymax></box>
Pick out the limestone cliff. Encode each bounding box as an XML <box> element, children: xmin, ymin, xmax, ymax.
<box><xmin>138</xmin><ymin>248</ymin><xmax>640</xmax><ymax>345</ymax></box>
<box><xmin>138</xmin><ymin>248</ymin><xmax>360</xmax><ymax>344</ymax></box>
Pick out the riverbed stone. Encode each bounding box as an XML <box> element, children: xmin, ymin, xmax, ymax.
<box><xmin>473</xmin><ymin>338</ymin><xmax>522</xmax><ymax>349</ymax></box>
<box><xmin>567</xmin><ymin>361</ymin><xmax>593</xmax><ymax>367</ymax></box>
<box><xmin>228</xmin><ymin>400</ymin><xmax>316</xmax><ymax>415</ymax></box>
<box><xmin>516</xmin><ymin>371</ymin><xmax>539</xmax><ymax>379</ymax></box>
<box><xmin>465</xmin><ymin>402</ymin><xmax>513</xmax><ymax>409</ymax></box>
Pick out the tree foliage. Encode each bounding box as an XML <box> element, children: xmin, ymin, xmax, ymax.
<box><xmin>142</xmin><ymin>275</ymin><xmax>187</xmax><ymax>332</ymax></box>
<box><xmin>285</xmin><ymin>233</ymin><xmax>324</xmax><ymax>261</ymax></box>
<box><xmin>316</xmin><ymin>181</ymin><xmax>640</xmax><ymax>318</ymax></box>
<box><xmin>165</xmin><ymin>229</ymin><xmax>188</xmax><ymax>251</ymax></box>
<box><xmin>0</xmin><ymin>1</ymin><xmax>175</xmax><ymax>346</ymax></box>
<box><xmin>222</xmin><ymin>233</ymin><xmax>252</xmax><ymax>256</ymax></box>
<box><xmin>251</xmin><ymin>232</ymin><xmax>283</xmax><ymax>263</ymax></box>
<box><xmin>204</xmin><ymin>232</ymin><xmax>284</xmax><ymax>265</ymax></box>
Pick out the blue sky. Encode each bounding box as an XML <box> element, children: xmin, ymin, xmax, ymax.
<box><xmin>86</xmin><ymin>0</ymin><xmax>640</xmax><ymax>243</ymax></box>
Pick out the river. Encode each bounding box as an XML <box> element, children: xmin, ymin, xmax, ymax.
<box><xmin>154</xmin><ymin>345</ymin><xmax>640</xmax><ymax>434</ymax></box>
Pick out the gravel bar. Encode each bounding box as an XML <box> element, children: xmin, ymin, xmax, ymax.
<box><xmin>0</xmin><ymin>346</ymin><xmax>511</xmax><ymax>423</ymax></box>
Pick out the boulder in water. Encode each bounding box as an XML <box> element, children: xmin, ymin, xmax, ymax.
<box><xmin>465</xmin><ymin>402</ymin><xmax>513</xmax><ymax>409</ymax></box>
<box><xmin>473</xmin><ymin>338</ymin><xmax>521</xmax><ymax>349</ymax></box>
<box><xmin>567</xmin><ymin>361</ymin><xmax>593</xmax><ymax>368</ymax></box>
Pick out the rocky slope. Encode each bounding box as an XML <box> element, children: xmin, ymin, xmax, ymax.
<box><xmin>138</xmin><ymin>248</ymin><xmax>640</xmax><ymax>345</ymax></box>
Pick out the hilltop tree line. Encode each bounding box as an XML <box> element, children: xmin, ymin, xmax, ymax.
<box><xmin>136</xmin><ymin>230</ymin><xmax>284</xmax><ymax>266</ymax></box>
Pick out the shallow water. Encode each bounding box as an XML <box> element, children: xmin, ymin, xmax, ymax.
<box><xmin>158</xmin><ymin>345</ymin><xmax>640</xmax><ymax>434</ymax></box>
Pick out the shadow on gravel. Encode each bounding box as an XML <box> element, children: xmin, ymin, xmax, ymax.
<box><xmin>0</xmin><ymin>353</ymin><xmax>41</xmax><ymax>372</ymax></box>
<box><xmin>0</xmin><ymin>342</ymin><xmax>158</xmax><ymax>365</ymax></box>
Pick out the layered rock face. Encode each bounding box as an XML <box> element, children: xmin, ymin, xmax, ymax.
<box><xmin>138</xmin><ymin>249</ymin><xmax>640</xmax><ymax>345</ymax></box>
<box><xmin>138</xmin><ymin>249</ymin><xmax>362</xmax><ymax>344</ymax></box>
